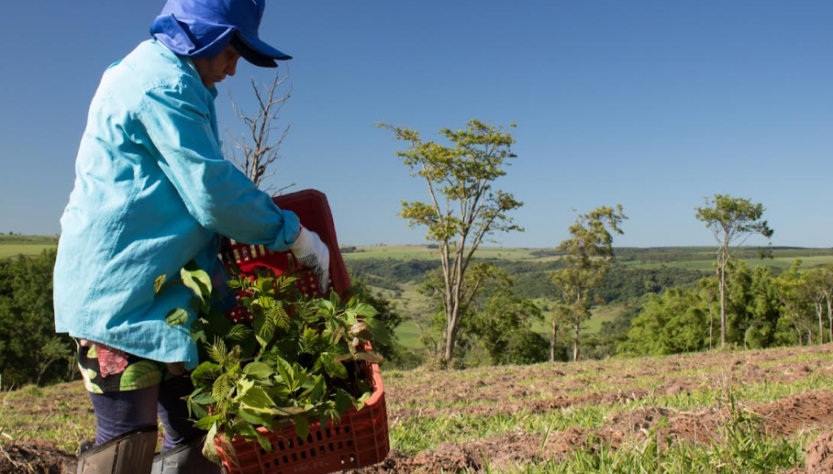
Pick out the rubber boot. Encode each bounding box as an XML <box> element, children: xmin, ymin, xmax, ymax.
<box><xmin>77</xmin><ymin>427</ymin><xmax>157</xmax><ymax>474</ymax></box>
<box><xmin>150</xmin><ymin>436</ymin><xmax>221</xmax><ymax>474</ymax></box>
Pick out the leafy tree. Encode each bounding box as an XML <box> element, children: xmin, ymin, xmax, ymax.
<box><xmin>380</xmin><ymin>120</ymin><xmax>523</xmax><ymax>365</ymax></box>
<box><xmin>774</xmin><ymin>260</ymin><xmax>814</xmax><ymax>346</ymax></box>
<box><xmin>745</xmin><ymin>266</ymin><xmax>781</xmax><ymax>349</ymax></box>
<box><xmin>418</xmin><ymin>263</ymin><xmax>507</xmax><ymax>366</ymax></box>
<box><xmin>818</xmin><ymin>265</ymin><xmax>833</xmax><ymax>343</ymax></box>
<box><xmin>695</xmin><ymin>194</ymin><xmax>773</xmax><ymax>347</ymax></box>
<box><xmin>800</xmin><ymin>268</ymin><xmax>829</xmax><ymax>345</ymax></box>
<box><xmin>465</xmin><ymin>272</ymin><xmax>543</xmax><ymax>365</ymax></box>
<box><xmin>550</xmin><ymin>205</ymin><xmax>626</xmax><ymax>361</ymax></box>
<box><xmin>725</xmin><ymin>260</ymin><xmax>753</xmax><ymax>346</ymax></box>
<box><xmin>502</xmin><ymin>330</ymin><xmax>551</xmax><ymax>364</ymax></box>
<box><xmin>0</xmin><ymin>250</ymin><xmax>73</xmax><ymax>388</ymax></box>
<box><xmin>622</xmin><ymin>288</ymin><xmax>707</xmax><ymax>356</ymax></box>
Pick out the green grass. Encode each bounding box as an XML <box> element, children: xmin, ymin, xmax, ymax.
<box><xmin>0</xmin><ymin>384</ymin><xmax>95</xmax><ymax>453</ymax></box>
<box><xmin>0</xmin><ymin>244</ymin><xmax>56</xmax><ymax>259</ymax></box>
<box><xmin>520</xmin><ymin>431</ymin><xmax>809</xmax><ymax>474</ymax></box>
<box><xmin>390</xmin><ymin>371</ymin><xmax>833</xmax><ymax>456</ymax></box>
<box><xmin>394</xmin><ymin>320</ymin><xmax>423</xmax><ymax>350</ymax></box>
<box><xmin>530</xmin><ymin>304</ymin><xmax>623</xmax><ymax>337</ymax></box>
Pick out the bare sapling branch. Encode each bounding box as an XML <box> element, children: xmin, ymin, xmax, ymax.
<box><xmin>227</xmin><ymin>68</ymin><xmax>294</xmax><ymax>195</ymax></box>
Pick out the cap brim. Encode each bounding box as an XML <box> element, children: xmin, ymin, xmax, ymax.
<box><xmin>233</xmin><ymin>32</ymin><xmax>291</xmax><ymax>68</ymax></box>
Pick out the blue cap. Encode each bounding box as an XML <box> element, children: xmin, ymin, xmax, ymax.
<box><xmin>150</xmin><ymin>0</ymin><xmax>291</xmax><ymax>68</ymax></box>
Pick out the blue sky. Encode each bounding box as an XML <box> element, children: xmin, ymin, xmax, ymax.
<box><xmin>1</xmin><ymin>1</ymin><xmax>831</xmax><ymax>248</ymax></box>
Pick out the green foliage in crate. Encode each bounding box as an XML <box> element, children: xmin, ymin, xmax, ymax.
<box><xmin>161</xmin><ymin>262</ymin><xmax>387</xmax><ymax>463</ymax></box>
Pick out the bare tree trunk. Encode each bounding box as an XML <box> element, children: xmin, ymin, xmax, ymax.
<box><xmin>443</xmin><ymin>249</ymin><xmax>466</xmax><ymax>365</ymax></box>
<box><xmin>719</xmin><ymin>261</ymin><xmax>727</xmax><ymax>347</ymax></box>
<box><xmin>550</xmin><ymin>316</ymin><xmax>558</xmax><ymax>362</ymax></box>
<box><xmin>440</xmin><ymin>242</ymin><xmax>456</xmax><ymax>365</ymax></box>
<box><xmin>443</xmin><ymin>285</ymin><xmax>458</xmax><ymax>364</ymax></box>
<box><xmin>714</xmin><ymin>245</ymin><xmax>731</xmax><ymax>348</ymax></box>
<box><xmin>443</xmin><ymin>298</ymin><xmax>455</xmax><ymax>362</ymax></box>
<box><xmin>827</xmin><ymin>296</ymin><xmax>832</xmax><ymax>344</ymax></box>
<box><xmin>817</xmin><ymin>301</ymin><xmax>825</xmax><ymax>345</ymax></box>
<box><xmin>708</xmin><ymin>301</ymin><xmax>713</xmax><ymax>350</ymax></box>
<box><xmin>573</xmin><ymin>322</ymin><xmax>580</xmax><ymax>362</ymax></box>
<box><xmin>444</xmin><ymin>319</ymin><xmax>457</xmax><ymax>364</ymax></box>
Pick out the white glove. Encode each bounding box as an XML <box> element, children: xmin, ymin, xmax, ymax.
<box><xmin>290</xmin><ymin>227</ymin><xmax>330</xmax><ymax>292</ymax></box>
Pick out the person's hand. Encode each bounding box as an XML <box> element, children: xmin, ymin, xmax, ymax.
<box><xmin>290</xmin><ymin>227</ymin><xmax>330</xmax><ymax>292</ymax></box>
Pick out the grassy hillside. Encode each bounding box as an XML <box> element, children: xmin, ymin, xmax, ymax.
<box><xmin>0</xmin><ymin>244</ymin><xmax>56</xmax><ymax>260</ymax></box>
<box><xmin>6</xmin><ymin>238</ymin><xmax>827</xmax><ymax>357</ymax></box>
<box><xmin>3</xmin><ymin>344</ymin><xmax>833</xmax><ymax>472</ymax></box>
<box><xmin>345</xmin><ymin>245</ymin><xmax>833</xmax><ymax>358</ymax></box>
<box><xmin>0</xmin><ymin>234</ymin><xmax>58</xmax><ymax>260</ymax></box>
<box><xmin>344</xmin><ymin>245</ymin><xmax>833</xmax><ymax>270</ymax></box>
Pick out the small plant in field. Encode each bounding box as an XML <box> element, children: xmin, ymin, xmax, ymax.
<box><xmin>160</xmin><ymin>262</ymin><xmax>387</xmax><ymax>462</ymax></box>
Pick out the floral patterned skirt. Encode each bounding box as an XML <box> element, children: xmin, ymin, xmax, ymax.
<box><xmin>75</xmin><ymin>339</ymin><xmax>183</xmax><ymax>393</ymax></box>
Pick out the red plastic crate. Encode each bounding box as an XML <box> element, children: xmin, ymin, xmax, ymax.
<box><xmin>216</xmin><ymin>189</ymin><xmax>390</xmax><ymax>474</ymax></box>
<box><xmin>215</xmin><ymin>362</ymin><xmax>388</xmax><ymax>474</ymax></box>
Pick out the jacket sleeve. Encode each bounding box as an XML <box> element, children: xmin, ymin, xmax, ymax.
<box><xmin>138</xmin><ymin>81</ymin><xmax>300</xmax><ymax>251</ymax></box>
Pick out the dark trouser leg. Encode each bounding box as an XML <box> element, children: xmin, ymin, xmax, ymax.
<box><xmin>152</xmin><ymin>374</ymin><xmax>221</xmax><ymax>473</ymax></box>
<box><xmin>89</xmin><ymin>385</ymin><xmax>160</xmax><ymax>445</ymax></box>
<box><xmin>156</xmin><ymin>374</ymin><xmax>201</xmax><ymax>452</ymax></box>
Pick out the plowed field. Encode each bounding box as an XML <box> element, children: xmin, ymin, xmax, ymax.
<box><xmin>2</xmin><ymin>344</ymin><xmax>833</xmax><ymax>473</ymax></box>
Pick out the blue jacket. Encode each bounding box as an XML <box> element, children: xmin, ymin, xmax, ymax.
<box><xmin>54</xmin><ymin>39</ymin><xmax>300</xmax><ymax>369</ymax></box>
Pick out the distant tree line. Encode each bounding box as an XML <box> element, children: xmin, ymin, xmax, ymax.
<box><xmin>346</xmin><ymin>258</ymin><xmax>706</xmax><ymax>304</ymax></box>
<box><xmin>621</xmin><ymin>260</ymin><xmax>833</xmax><ymax>356</ymax></box>
<box><xmin>0</xmin><ymin>234</ymin><xmax>60</xmax><ymax>244</ymax></box>
<box><xmin>339</xmin><ymin>246</ymin><xmax>363</xmax><ymax>254</ymax></box>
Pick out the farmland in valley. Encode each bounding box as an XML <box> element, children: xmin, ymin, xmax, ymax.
<box><xmin>0</xmin><ymin>235</ymin><xmax>59</xmax><ymax>260</ymax></box>
<box><xmin>4</xmin><ymin>238</ymin><xmax>833</xmax><ymax>355</ymax></box>
<box><xmin>341</xmin><ymin>245</ymin><xmax>833</xmax><ymax>356</ymax></box>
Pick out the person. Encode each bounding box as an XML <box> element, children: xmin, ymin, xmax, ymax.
<box><xmin>53</xmin><ymin>1</ymin><xmax>330</xmax><ymax>473</ymax></box>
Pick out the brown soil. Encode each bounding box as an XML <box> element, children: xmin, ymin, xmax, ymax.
<box><xmin>351</xmin><ymin>390</ymin><xmax>833</xmax><ymax>474</ymax></box>
<box><xmin>0</xmin><ymin>440</ymin><xmax>75</xmax><ymax>474</ymax></box>
<box><xmin>8</xmin><ymin>344</ymin><xmax>833</xmax><ymax>473</ymax></box>
<box><xmin>387</xmin><ymin>346</ymin><xmax>833</xmax><ymax>424</ymax></box>
<box><xmin>803</xmin><ymin>432</ymin><xmax>833</xmax><ymax>474</ymax></box>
